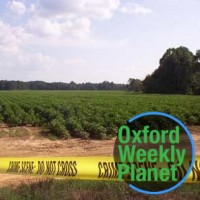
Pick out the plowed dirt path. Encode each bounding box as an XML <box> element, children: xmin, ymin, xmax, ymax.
<box><xmin>0</xmin><ymin>126</ymin><xmax>199</xmax><ymax>187</ymax></box>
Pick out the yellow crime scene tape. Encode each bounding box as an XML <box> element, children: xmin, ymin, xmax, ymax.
<box><xmin>0</xmin><ymin>156</ymin><xmax>199</xmax><ymax>182</ymax></box>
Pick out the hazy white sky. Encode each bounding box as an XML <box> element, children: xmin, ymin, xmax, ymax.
<box><xmin>0</xmin><ymin>0</ymin><xmax>199</xmax><ymax>83</ymax></box>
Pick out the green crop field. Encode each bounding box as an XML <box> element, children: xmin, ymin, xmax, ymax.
<box><xmin>0</xmin><ymin>91</ymin><xmax>199</xmax><ymax>139</ymax></box>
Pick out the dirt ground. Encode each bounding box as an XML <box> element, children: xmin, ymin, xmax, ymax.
<box><xmin>0</xmin><ymin>125</ymin><xmax>199</xmax><ymax>187</ymax></box>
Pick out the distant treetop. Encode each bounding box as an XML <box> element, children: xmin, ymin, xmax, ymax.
<box><xmin>0</xmin><ymin>80</ymin><xmax>128</xmax><ymax>90</ymax></box>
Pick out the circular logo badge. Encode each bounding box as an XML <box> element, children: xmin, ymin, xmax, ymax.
<box><xmin>114</xmin><ymin>112</ymin><xmax>195</xmax><ymax>195</ymax></box>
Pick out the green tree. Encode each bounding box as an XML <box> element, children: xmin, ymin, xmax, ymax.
<box><xmin>143</xmin><ymin>47</ymin><xmax>195</xmax><ymax>94</ymax></box>
<box><xmin>128</xmin><ymin>78</ymin><xmax>143</xmax><ymax>92</ymax></box>
<box><xmin>196</xmin><ymin>50</ymin><xmax>200</xmax><ymax>60</ymax></box>
<box><xmin>190</xmin><ymin>72</ymin><xmax>200</xmax><ymax>95</ymax></box>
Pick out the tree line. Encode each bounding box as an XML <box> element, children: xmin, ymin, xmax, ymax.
<box><xmin>128</xmin><ymin>46</ymin><xmax>200</xmax><ymax>95</ymax></box>
<box><xmin>1</xmin><ymin>46</ymin><xmax>199</xmax><ymax>94</ymax></box>
<box><xmin>0</xmin><ymin>80</ymin><xmax>127</xmax><ymax>90</ymax></box>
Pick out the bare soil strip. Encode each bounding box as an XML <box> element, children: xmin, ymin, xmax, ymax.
<box><xmin>0</xmin><ymin>126</ymin><xmax>199</xmax><ymax>187</ymax></box>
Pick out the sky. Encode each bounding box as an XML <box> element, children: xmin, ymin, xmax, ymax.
<box><xmin>0</xmin><ymin>0</ymin><xmax>200</xmax><ymax>83</ymax></box>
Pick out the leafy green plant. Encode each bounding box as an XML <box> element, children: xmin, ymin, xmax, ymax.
<box><xmin>0</xmin><ymin>91</ymin><xmax>199</xmax><ymax>139</ymax></box>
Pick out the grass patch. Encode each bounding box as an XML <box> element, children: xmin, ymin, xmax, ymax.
<box><xmin>0</xmin><ymin>179</ymin><xmax>199</xmax><ymax>200</ymax></box>
<box><xmin>0</xmin><ymin>127</ymin><xmax>26</xmax><ymax>138</ymax></box>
